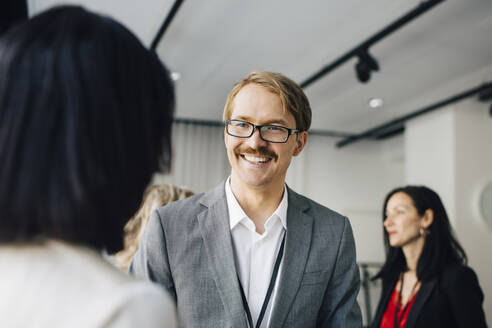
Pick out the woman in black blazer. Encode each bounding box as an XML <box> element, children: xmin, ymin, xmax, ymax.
<box><xmin>371</xmin><ymin>186</ymin><xmax>487</xmax><ymax>328</ymax></box>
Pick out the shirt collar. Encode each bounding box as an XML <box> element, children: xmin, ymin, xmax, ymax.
<box><xmin>225</xmin><ymin>177</ymin><xmax>288</xmax><ymax>230</ymax></box>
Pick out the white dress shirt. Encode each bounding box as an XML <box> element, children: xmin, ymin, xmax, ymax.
<box><xmin>225</xmin><ymin>177</ymin><xmax>287</xmax><ymax>328</ymax></box>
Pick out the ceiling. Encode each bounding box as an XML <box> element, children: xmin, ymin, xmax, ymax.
<box><xmin>29</xmin><ymin>0</ymin><xmax>492</xmax><ymax>135</ymax></box>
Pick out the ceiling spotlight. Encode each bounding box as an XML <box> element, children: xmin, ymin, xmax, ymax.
<box><xmin>369</xmin><ymin>98</ymin><xmax>384</xmax><ymax>108</ymax></box>
<box><xmin>355</xmin><ymin>49</ymin><xmax>379</xmax><ymax>83</ymax></box>
<box><xmin>170</xmin><ymin>72</ymin><xmax>181</xmax><ymax>81</ymax></box>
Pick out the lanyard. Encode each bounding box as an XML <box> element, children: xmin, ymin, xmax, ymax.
<box><xmin>237</xmin><ymin>233</ymin><xmax>286</xmax><ymax>328</ymax></box>
<box><xmin>394</xmin><ymin>272</ymin><xmax>419</xmax><ymax>328</ymax></box>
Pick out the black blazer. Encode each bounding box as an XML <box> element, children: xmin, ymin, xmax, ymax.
<box><xmin>371</xmin><ymin>264</ymin><xmax>487</xmax><ymax>328</ymax></box>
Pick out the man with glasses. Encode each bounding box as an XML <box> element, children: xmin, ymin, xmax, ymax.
<box><xmin>131</xmin><ymin>71</ymin><xmax>362</xmax><ymax>327</ymax></box>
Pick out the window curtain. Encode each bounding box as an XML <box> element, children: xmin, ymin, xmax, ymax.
<box><xmin>152</xmin><ymin>122</ymin><xmax>230</xmax><ymax>193</ymax></box>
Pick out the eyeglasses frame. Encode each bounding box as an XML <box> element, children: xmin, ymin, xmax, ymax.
<box><xmin>225</xmin><ymin>119</ymin><xmax>301</xmax><ymax>143</ymax></box>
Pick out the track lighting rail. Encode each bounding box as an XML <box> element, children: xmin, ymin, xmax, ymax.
<box><xmin>150</xmin><ymin>0</ymin><xmax>185</xmax><ymax>51</ymax></box>
<box><xmin>336</xmin><ymin>81</ymin><xmax>492</xmax><ymax>148</ymax></box>
<box><xmin>299</xmin><ymin>0</ymin><xmax>445</xmax><ymax>88</ymax></box>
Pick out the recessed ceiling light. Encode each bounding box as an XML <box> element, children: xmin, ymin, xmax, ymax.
<box><xmin>369</xmin><ymin>97</ymin><xmax>383</xmax><ymax>108</ymax></box>
<box><xmin>170</xmin><ymin>72</ymin><xmax>181</xmax><ymax>81</ymax></box>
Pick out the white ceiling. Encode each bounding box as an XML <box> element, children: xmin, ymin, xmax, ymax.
<box><xmin>30</xmin><ymin>0</ymin><xmax>492</xmax><ymax>134</ymax></box>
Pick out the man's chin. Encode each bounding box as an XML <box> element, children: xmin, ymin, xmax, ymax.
<box><xmin>236</xmin><ymin>174</ymin><xmax>276</xmax><ymax>189</ymax></box>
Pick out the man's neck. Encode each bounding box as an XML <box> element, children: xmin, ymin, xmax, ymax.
<box><xmin>230</xmin><ymin>177</ymin><xmax>284</xmax><ymax>234</ymax></box>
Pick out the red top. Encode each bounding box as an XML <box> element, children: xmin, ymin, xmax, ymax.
<box><xmin>380</xmin><ymin>285</ymin><xmax>418</xmax><ymax>328</ymax></box>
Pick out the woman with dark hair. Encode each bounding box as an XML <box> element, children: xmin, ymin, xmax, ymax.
<box><xmin>371</xmin><ymin>186</ymin><xmax>487</xmax><ymax>328</ymax></box>
<box><xmin>0</xmin><ymin>5</ymin><xmax>176</xmax><ymax>327</ymax></box>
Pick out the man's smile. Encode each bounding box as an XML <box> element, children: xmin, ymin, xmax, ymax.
<box><xmin>239</xmin><ymin>154</ymin><xmax>274</xmax><ymax>168</ymax></box>
<box><xmin>242</xmin><ymin>154</ymin><xmax>271</xmax><ymax>163</ymax></box>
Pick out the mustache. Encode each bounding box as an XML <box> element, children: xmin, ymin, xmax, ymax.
<box><xmin>236</xmin><ymin>146</ymin><xmax>278</xmax><ymax>160</ymax></box>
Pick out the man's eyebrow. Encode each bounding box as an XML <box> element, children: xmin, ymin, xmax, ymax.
<box><xmin>265</xmin><ymin>120</ymin><xmax>289</xmax><ymax>126</ymax></box>
<box><xmin>232</xmin><ymin>115</ymin><xmax>253</xmax><ymax>121</ymax></box>
<box><xmin>232</xmin><ymin>116</ymin><xmax>289</xmax><ymax>126</ymax></box>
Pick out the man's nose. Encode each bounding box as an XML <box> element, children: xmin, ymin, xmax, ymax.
<box><xmin>246</xmin><ymin>127</ymin><xmax>268</xmax><ymax>148</ymax></box>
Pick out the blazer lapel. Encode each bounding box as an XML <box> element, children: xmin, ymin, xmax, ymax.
<box><xmin>197</xmin><ymin>184</ymin><xmax>248</xmax><ymax>327</ymax></box>
<box><xmin>404</xmin><ymin>278</ymin><xmax>437</xmax><ymax>328</ymax></box>
<box><xmin>269</xmin><ymin>188</ymin><xmax>313</xmax><ymax>327</ymax></box>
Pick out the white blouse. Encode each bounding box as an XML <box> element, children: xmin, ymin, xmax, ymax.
<box><xmin>0</xmin><ymin>240</ymin><xmax>177</xmax><ymax>328</ymax></box>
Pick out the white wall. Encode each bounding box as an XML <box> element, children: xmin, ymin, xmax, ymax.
<box><xmin>406</xmin><ymin>109</ymin><xmax>457</xmax><ymax>224</ymax></box>
<box><xmin>454</xmin><ymin>100</ymin><xmax>492</xmax><ymax>323</ymax></box>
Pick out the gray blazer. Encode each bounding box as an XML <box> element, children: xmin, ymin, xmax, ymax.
<box><xmin>130</xmin><ymin>183</ymin><xmax>362</xmax><ymax>328</ymax></box>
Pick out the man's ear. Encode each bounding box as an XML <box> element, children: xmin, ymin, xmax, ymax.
<box><xmin>293</xmin><ymin>132</ymin><xmax>308</xmax><ymax>156</ymax></box>
<box><xmin>422</xmin><ymin>209</ymin><xmax>434</xmax><ymax>229</ymax></box>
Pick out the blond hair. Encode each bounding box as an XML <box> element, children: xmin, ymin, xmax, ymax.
<box><xmin>223</xmin><ymin>71</ymin><xmax>312</xmax><ymax>131</ymax></box>
<box><xmin>113</xmin><ymin>184</ymin><xmax>194</xmax><ymax>271</ymax></box>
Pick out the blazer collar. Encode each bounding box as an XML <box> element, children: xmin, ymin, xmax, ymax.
<box><xmin>404</xmin><ymin>278</ymin><xmax>437</xmax><ymax>328</ymax></box>
<box><xmin>269</xmin><ymin>186</ymin><xmax>313</xmax><ymax>327</ymax></box>
<box><xmin>199</xmin><ymin>181</ymin><xmax>227</xmax><ymax>208</ymax></box>
<box><xmin>197</xmin><ymin>182</ymin><xmax>248</xmax><ymax>327</ymax></box>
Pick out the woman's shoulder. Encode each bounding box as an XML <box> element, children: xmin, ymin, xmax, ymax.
<box><xmin>440</xmin><ymin>262</ymin><xmax>477</xmax><ymax>281</ymax></box>
<box><xmin>436</xmin><ymin>263</ymin><xmax>487</xmax><ymax>327</ymax></box>
<box><xmin>79</xmin><ymin>252</ymin><xmax>177</xmax><ymax>327</ymax></box>
<box><xmin>106</xmin><ymin>281</ymin><xmax>177</xmax><ymax>327</ymax></box>
<box><xmin>439</xmin><ymin>262</ymin><xmax>481</xmax><ymax>292</ymax></box>
<box><xmin>59</xmin><ymin>242</ymin><xmax>178</xmax><ymax>326</ymax></box>
<box><xmin>0</xmin><ymin>241</ymin><xmax>176</xmax><ymax>327</ymax></box>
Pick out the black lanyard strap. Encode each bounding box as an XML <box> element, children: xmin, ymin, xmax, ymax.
<box><xmin>394</xmin><ymin>272</ymin><xmax>419</xmax><ymax>328</ymax></box>
<box><xmin>237</xmin><ymin>232</ymin><xmax>286</xmax><ymax>328</ymax></box>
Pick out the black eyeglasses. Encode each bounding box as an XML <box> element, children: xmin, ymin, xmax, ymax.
<box><xmin>225</xmin><ymin>119</ymin><xmax>300</xmax><ymax>143</ymax></box>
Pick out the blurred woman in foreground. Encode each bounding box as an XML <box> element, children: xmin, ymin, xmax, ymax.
<box><xmin>371</xmin><ymin>185</ymin><xmax>486</xmax><ymax>328</ymax></box>
<box><xmin>0</xmin><ymin>6</ymin><xmax>176</xmax><ymax>327</ymax></box>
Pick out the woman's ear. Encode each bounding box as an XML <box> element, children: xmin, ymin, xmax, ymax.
<box><xmin>422</xmin><ymin>209</ymin><xmax>434</xmax><ymax>228</ymax></box>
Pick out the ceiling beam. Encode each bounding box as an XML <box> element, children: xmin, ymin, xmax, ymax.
<box><xmin>150</xmin><ymin>0</ymin><xmax>185</xmax><ymax>51</ymax></box>
<box><xmin>336</xmin><ymin>81</ymin><xmax>492</xmax><ymax>148</ymax></box>
<box><xmin>299</xmin><ymin>0</ymin><xmax>445</xmax><ymax>88</ymax></box>
<box><xmin>309</xmin><ymin>129</ymin><xmax>355</xmax><ymax>138</ymax></box>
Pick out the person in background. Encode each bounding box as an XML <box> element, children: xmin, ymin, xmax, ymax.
<box><xmin>112</xmin><ymin>184</ymin><xmax>194</xmax><ymax>271</ymax></box>
<box><xmin>131</xmin><ymin>71</ymin><xmax>362</xmax><ymax>327</ymax></box>
<box><xmin>371</xmin><ymin>185</ymin><xmax>487</xmax><ymax>328</ymax></box>
<box><xmin>0</xmin><ymin>6</ymin><xmax>177</xmax><ymax>327</ymax></box>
